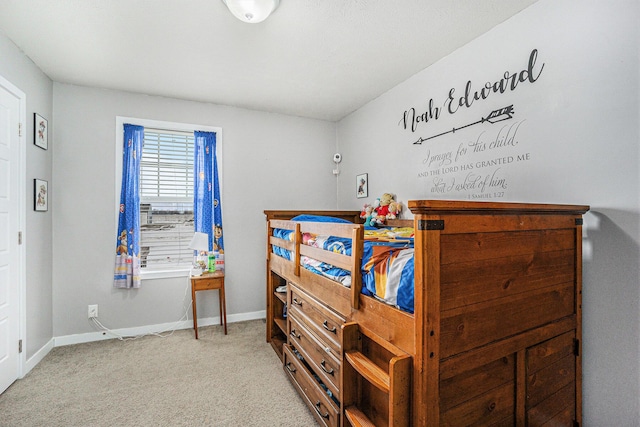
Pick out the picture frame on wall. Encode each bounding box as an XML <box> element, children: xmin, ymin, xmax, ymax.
<box><xmin>356</xmin><ymin>173</ymin><xmax>368</xmax><ymax>198</ymax></box>
<box><xmin>34</xmin><ymin>178</ymin><xmax>48</xmax><ymax>212</ymax></box>
<box><xmin>34</xmin><ymin>112</ymin><xmax>48</xmax><ymax>150</ymax></box>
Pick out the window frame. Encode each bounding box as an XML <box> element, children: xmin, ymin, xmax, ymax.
<box><xmin>115</xmin><ymin>116</ymin><xmax>223</xmax><ymax>280</ymax></box>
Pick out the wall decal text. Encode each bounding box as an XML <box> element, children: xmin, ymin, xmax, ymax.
<box><xmin>416</xmin><ymin>120</ymin><xmax>530</xmax><ymax>199</ymax></box>
<box><xmin>400</xmin><ymin>49</ymin><xmax>544</xmax><ymax>142</ymax></box>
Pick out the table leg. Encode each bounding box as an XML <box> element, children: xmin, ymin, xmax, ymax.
<box><xmin>191</xmin><ymin>282</ymin><xmax>198</xmax><ymax>339</ymax></box>
<box><xmin>218</xmin><ymin>290</ymin><xmax>223</xmax><ymax>327</ymax></box>
<box><xmin>220</xmin><ymin>283</ymin><xmax>227</xmax><ymax>335</ymax></box>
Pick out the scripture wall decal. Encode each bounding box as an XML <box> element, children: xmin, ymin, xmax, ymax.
<box><xmin>407</xmin><ymin>49</ymin><xmax>544</xmax><ymax>200</ymax></box>
<box><xmin>416</xmin><ymin>119</ymin><xmax>528</xmax><ymax>200</ymax></box>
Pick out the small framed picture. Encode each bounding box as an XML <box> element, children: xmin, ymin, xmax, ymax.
<box><xmin>34</xmin><ymin>179</ymin><xmax>48</xmax><ymax>212</ymax></box>
<box><xmin>356</xmin><ymin>173</ymin><xmax>368</xmax><ymax>198</ymax></box>
<box><xmin>34</xmin><ymin>113</ymin><xmax>48</xmax><ymax>150</ymax></box>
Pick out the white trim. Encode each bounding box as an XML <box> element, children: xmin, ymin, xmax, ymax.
<box><xmin>0</xmin><ymin>74</ymin><xmax>27</xmax><ymax>380</ymax></box>
<box><xmin>24</xmin><ymin>338</ymin><xmax>54</xmax><ymax>375</ymax></box>
<box><xmin>54</xmin><ymin>310</ymin><xmax>266</xmax><ymax>347</ymax></box>
<box><xmin>114</xmin><ymin>116</ymin><xmax>223</xmax><ymax>280</ymax></box>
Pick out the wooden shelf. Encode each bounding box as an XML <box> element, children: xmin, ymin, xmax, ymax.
<box><xmin>267</xmin><ymin>268</ymin><xmax>287</xmax><ymax>350</ymax></box>
<box><xmin>274</xmin><ymin>290</ymin><xmax>286</xmax><ymax>303</ymax></box>
<box><xmin>274</xmin><ymin>318</ymin><xmax>287</xmax><ymax>335</ymax></box>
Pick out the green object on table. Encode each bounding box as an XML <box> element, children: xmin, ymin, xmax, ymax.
<box><xmin>208</xmin><ymin>253</ymin><xmax>216</xmax><ymax>272</ymax></box>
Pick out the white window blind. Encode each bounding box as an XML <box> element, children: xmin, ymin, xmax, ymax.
<box><xmin>139</xmin><ymin>129</ymin><xmax>194</xmax><ymax>271</ymax></box>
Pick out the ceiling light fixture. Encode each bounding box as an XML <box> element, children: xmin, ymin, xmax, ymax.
<box><xmin>222</xmin><ymin>0</ymin><xmax>280</xmax><ymax>24</ymax></box>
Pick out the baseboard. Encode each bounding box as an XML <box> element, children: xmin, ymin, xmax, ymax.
<box><xmin>54</xmin><ymin>310</ymin><xmax>266</xmax><ymax>347</ymax></box>
<box><xmin>22</xmin><ymin>337</ymin><xmax>55</xmax><ymax>377</ymax></box>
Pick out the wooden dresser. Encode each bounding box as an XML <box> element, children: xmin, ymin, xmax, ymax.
<box><xmin>284</xmin><ymin>282</ymin><xmax>344</xmax><ymax>426</ymax></box>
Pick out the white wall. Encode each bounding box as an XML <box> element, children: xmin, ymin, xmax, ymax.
<box><xmin>52</xmin><ymin>83</ymin><xmax>338</xmax><ymax>337</ymax></box>
<box><xmin>337</xmin><ymin>0</ymin><xmax>639</xmax><ymax>424</ymax></box>
<box><xmin>0</xmin><ymin>32</ymin><xmax>54</xmax><ymax>360</ymax></box>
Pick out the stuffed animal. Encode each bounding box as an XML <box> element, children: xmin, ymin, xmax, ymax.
<box><xmin>369</xmin><ymin>193</ymin><xmax>393</xmax><ymax>226</ymax></box>
<box><xmin>369</xmin><ymin>193</ymin><xmax>403</xmax><ymax>226</ymax></box>
<box><xmin>360</xmin><ymin>203</ymin><xmax>375</xmax><ymax>226</ymax></box>
<box><xmin>386</xmin><ymin>200</ymin><xmax>402</xmax><ymax>220</ymax></box>
<box><xmin>376</xmin><ymin>193</ymin><xmax>394</xmax><ymax>216</ymax></box>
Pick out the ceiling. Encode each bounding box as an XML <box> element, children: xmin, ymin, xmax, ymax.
<box><xmin>0</xmin><ymin>0</ymin><xmax>538</xmax><ymax>121</ymax></box>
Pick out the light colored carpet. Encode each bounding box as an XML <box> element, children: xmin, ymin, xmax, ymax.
<box><xmin>0</xmin><ymin>320</ymin><xmax>318</xmax><ymax>427</ymax></box>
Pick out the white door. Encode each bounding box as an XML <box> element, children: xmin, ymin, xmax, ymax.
<box><xmin>0</xmin><ymin>80</ymin><xmax>21</xmax><ymax>394</ymax></box>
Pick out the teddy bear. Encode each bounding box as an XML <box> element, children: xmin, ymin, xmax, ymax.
<box><xmin>369</xmin><ymin>193</ymin><xmax>394</xmax><ymax>226</ymax></box>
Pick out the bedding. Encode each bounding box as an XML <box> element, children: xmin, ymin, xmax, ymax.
<box><xmin>271</xmin><ymin>215</ymin><xmax>415</xmax><ymax>313</ymax></box>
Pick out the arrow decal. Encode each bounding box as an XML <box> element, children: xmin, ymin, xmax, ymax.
<box><xmin>413</xmin><ymin>105</ymin><xmax>515</xmax><ymax>145</ymax></box>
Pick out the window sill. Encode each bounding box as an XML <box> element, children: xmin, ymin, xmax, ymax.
<box><xmin>141</xmin><ymin>269</ymin><xmax>191</xmax><ymax>281</ymax></box>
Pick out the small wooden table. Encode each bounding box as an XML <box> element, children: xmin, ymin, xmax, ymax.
<box><xmin>190</xmin><ymin>270</ymin><xmax>227</xmax><ymax>339</ymax></box>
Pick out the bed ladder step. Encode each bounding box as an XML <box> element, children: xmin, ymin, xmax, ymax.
<box><xmin>341</xmin><ymin>322</ymin><xmax>411</xmax><ymax>427</ymax></box>
<box><xmin>344</xmin><ymin>350</ymin><xmax>390</xmax><ymax>392</ymax></box>
<box><xmin>344</xmin><ymin>405</ymin><xmax>377</xmax><ymax>427</ymax></box>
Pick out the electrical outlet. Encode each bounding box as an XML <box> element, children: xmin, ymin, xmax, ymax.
<box><xmin>88</xmin><ymin>304</ymin><xmax>98</xmax><ymax>318</ymax></box>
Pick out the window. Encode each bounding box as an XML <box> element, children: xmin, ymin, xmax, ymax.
<box><xmin>139</xmin><ymin>129</ymin><xmax>194</xmax><ymax>271</ymax></box>
<box><xmin>115</xmin><ymin>117</ymin><xmax>222</xmax><ymax>279</ymax></box>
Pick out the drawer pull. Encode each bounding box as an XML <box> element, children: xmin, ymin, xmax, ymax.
<box><xmin>292</xmin><ymin>297</ymin><xmax>303</xmax><ymax>306</ymax></box>
<box><xmin>314</xmin><ymin>401</ymin><xmax>330</xmax><ymax>419</ymax></box>
<box><xmin>320</xmin><ymin>360</ymin><xmax>335</xmax><ymax>375</ymax></box>
<box><xmin>290</xmin><ymin>329</ymin><xmax>301</xmax><ymax>339</ymax></box>
<box><xmin>323</xmin><ymin>320</ymin><xmax>337</xmax><ymax>333</ymax></box>
<box><xmin>285</xmin><ymin>362</ymin><xmax>296</xmax><ymax>373</ymax></box>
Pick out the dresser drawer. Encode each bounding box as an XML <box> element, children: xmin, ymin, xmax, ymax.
<box><xmin>283</xmin><ymin>345</ymin><xmax>340</xmax><ymax>427</ymax></box>
<box><xmin>289</xmin><ymin>316</ymin><xmax>341</xmax><ymax>399</ymax></box>
<box><xmin>289</xmin><ymin>284</ymin><xmax>344</xmax><ymax>356</ymax></box>
<box><xmin>192</xmin><ymin>276</ymin><xmax>224</xmax><ymax>291</ymax></box>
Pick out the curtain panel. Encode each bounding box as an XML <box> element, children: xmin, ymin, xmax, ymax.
<box><xmin>193</xmin><ymin>131</ymin><xmax>224</xmax><ymax>253</ymax></box>
<box><xmin>114</xmin><ymin>124</ymin><xmax>143</xmax><ymax>288</ymax></box>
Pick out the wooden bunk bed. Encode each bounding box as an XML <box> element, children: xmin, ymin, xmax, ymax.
<box><xmin>265</xmin><ymin>200</ymin><xmax>589</xmax><ymax>427</ymax></box>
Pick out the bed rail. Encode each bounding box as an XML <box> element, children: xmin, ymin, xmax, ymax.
<box><xmin>267</xmin><ymin>218</ymin><xmax>364</xmax><ymax>310</ymax></box>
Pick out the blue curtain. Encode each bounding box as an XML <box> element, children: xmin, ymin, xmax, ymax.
<box><xmin>114</xmin><ymin>124</ymin><xmax>143</xmax><ymax>288</ymax></box>
<box><xmin>194</xmin><ymin>131</ymin><xmax>224</xmax><ymax>253</ymax></box>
